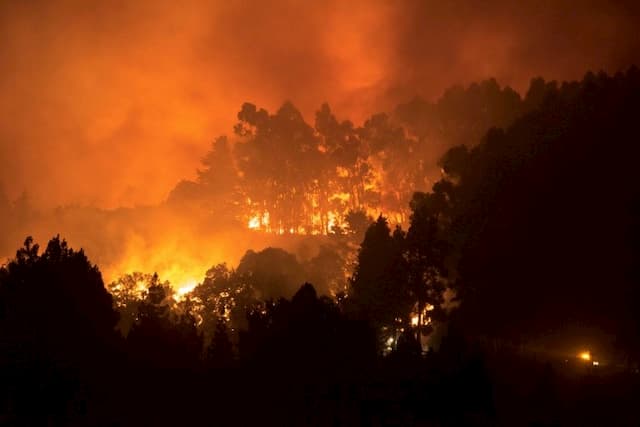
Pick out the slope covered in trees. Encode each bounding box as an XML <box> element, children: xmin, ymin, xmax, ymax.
<box><xmin>168</xmin><ymin>78</ymin><xmax>545</xmax><ymax>234</ymax></box>
<box><xmin>437</xmin><ymin>68</ymin><xmax>640</xmax><ymax>358</ymax></box>
<box><xmin>2</xmin><ymin>69</ymin><xmax>640</xmax><ymax>425</ymax></box>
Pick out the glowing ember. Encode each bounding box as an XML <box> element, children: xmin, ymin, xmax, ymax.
<box><xmin>579</xmin><ymin>351</ymin><xmax>591</xmax><ymax>361</ymax></box>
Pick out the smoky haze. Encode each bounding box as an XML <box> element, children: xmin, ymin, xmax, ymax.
<box><xmin>1</xmin><ymin>0</ymin><xmax>638</xmax><ymax>208</ymax></box>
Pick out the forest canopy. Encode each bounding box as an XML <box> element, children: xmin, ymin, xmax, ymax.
<box><xmin>1</xmin><ymin>68</ymin><xmax>640</xmax><ymax>426</ymax></box>
<box><xmin>166</xmin><ymin>78</ymin><xmax>542</xmax><ymax>235</ymax></box>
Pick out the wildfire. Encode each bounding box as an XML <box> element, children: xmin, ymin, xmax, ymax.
<box><xmin>102</xmin><ymin>232</ymin><xmax>229</xmax><ymax>295</ymax></box>
<box><xmin>246</xmin><ymin>206</ymin><xmax>353</xmax><ymax>234</ymax></box>
<box><xmin>108</xmin><ymin>276</ymin><xmax>150</xmax><ymax>306</ymax></box>
<box><xmin>176</xmin><ymin>279</ymin><xmax>198</xmax><ymax>300</ymax></box>
<box><xmin>248</xmin><ymin>216</ymin><xmax>260</xmax><ymax>229</ymax></box>
<box><xmin>247</xmin><ymin>212</ymin><xmax>270</xmax><ymax>230</ymax></box>
<box><xmin>410</xmin><ymin>304</ymin><xmax>434</xmax><ymax>327</ymax></box>
<box><xmin>327</xmin><ymin>211</ymin><xmax>349</xmax><ymax>233</ymax></box>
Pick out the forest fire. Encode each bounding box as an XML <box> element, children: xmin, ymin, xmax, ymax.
<box><xmin>1</xmin><ymin>0</ymin><xmax>640</xmax><ymax>423</ymax></box>
<box><xmin>246</xmin><ymin>206</ymin><xmax>354</xmax><ymax>235</ymax></box>
<box><xmin>176</xmin><ymin>280</ymin><xmax>198</xmax><ymax>300</ymax></box>
<box><xmin>247</xmin><ymin>214</ymin><xmax>264</xmax><ymax>230</ymax></box>
<box><xmin>411</xmin><ymin>304</ymin><xmax>435</xmax><ymax>327</ymax></box>
<box><xmin>104</xmin><ymin>252</ymin><xmax>208</xmax><ymax>295</ymax></box>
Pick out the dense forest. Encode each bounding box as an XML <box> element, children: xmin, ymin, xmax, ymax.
<box><xmin>167</xmin><ymin>78</ymin><xmax>534</xmax><ymax>233</ymax></box>
<box><xmin>2</xmin><ymin>69</ymin><xmax>640</xmax><ymax>425</ymax></box>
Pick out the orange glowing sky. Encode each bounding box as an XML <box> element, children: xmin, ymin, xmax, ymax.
<box><xmin>1</xmin><ymin>0</ymin><xmax>639</xmax><ymax>209</ymax></box>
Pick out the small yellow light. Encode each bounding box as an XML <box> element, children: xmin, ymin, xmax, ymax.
<box><xmin>579</xmin><ymin>351</ymin><xmax>591</xmax><ymax>361</ymax></box>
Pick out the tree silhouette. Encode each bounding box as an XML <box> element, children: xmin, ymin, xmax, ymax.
<box><xmin>157</xmin><ymin>77</ymin><xmax>549</xmax><ymax>237</ymax></box>
<box><xmin>304</xmin><ymin>244</ymin><xmax>348</xmax><ymax>297</ymax></box>
<box><xmin>406</xmin><ymin>187</ymin><xmax>451</xmax><ymax>337</ymax></box>
<box><xmin>0</xmin><ymin>236</ymin><xmax>119</xmax><ymax>424</ymax></box>
<box><xmin>108</xmin><ymin>271</ymin><xmax>172</xmax><ymax>336</ymax></box>
<box><xmin>236</xmin><ymin>247</ymin><xmax>306</xmax><ymax>299</ymax></box>
<box><xmin>238</xmin><ymin>282</ymin><xmax>375</xmax><ymax>372</ymax></box>
<box><xmin>127</xmin><ymin>276</ymin><xmax>201</xmax><ymax>368</ymax></box>
<box><xmin>0</xmin><ymin>236</ymin><xmax>118</xmax><ymax>364</ymax></box>
<box><xmin>395</xmin><ymin>78</ymin><xmax>524</xmax><ymax>149</ymax></box>
<box><xmin>345</xmin><ymin>209</ymin><xmax>372</xmax><ymax>239</ymax></box>
<box><xmin>4</xmin><ymin>68</ymin><xmax>640</xmax><ymax>425</ymax></box>
<box><xmin>205</xmin><ymin>319</ymin><xmax>234</xmax><ymax>368</ymax></box>
<box><xmin>349</xmin><ymin>216</ymin><xmax>411</xmax><ymax>345</ymax></box>
<box><xmin>438</xmin><ymin>68</ymin><xmax>640</xmax><ymax>351</ymax></box>
<box><xmin>234</xmin><ymin>102</ymin><xmax>322</xmax><ymax>232</ymax></box>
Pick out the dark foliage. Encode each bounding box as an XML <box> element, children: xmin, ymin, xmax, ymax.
<box><xmin>0</xmin><ymin>236</ymin><xmax>119</xmax><ymax>424</ymax></box>
<box><xmin>441</xmin><ymin>68</ymin><xmax>640</xmax><ymax>356</ymax></box>
<box><xmin>3</xmin><ymin>70</ymin><xmax>640</xmax><ymax>425</ymax></box>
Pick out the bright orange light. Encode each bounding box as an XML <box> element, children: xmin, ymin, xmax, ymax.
<box><xmin>327</xmin><ymin>211</ymin><xmax>348</xmax><ymax>232</ymax></box>
<box><xmin>102</xmin><ymin>231</ymin><xmax>225</xmax><ymax>296</ymax></box>
<box><xmin>579</xmin><ymin>351</ymin><xmax>591</xmax><ymax>361</ymax></box>
<box><xmin>410</xmin><ymin>304</ymin><xmax>434</xmax><ymax>327</ymax></box>
<box><xmin>248</xmin><ymin>216</ymin><xmax>260</xmax><ymax>230</ymax></box>
<box><xmin>175</xmin><ymin>279</ymin><xmax>197</xmax><ymax>300</ymax></box>
<box><xmin>247</xmin><ymin>212</ymin><xmax>270</xmax><ymax>232</ymax></box>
